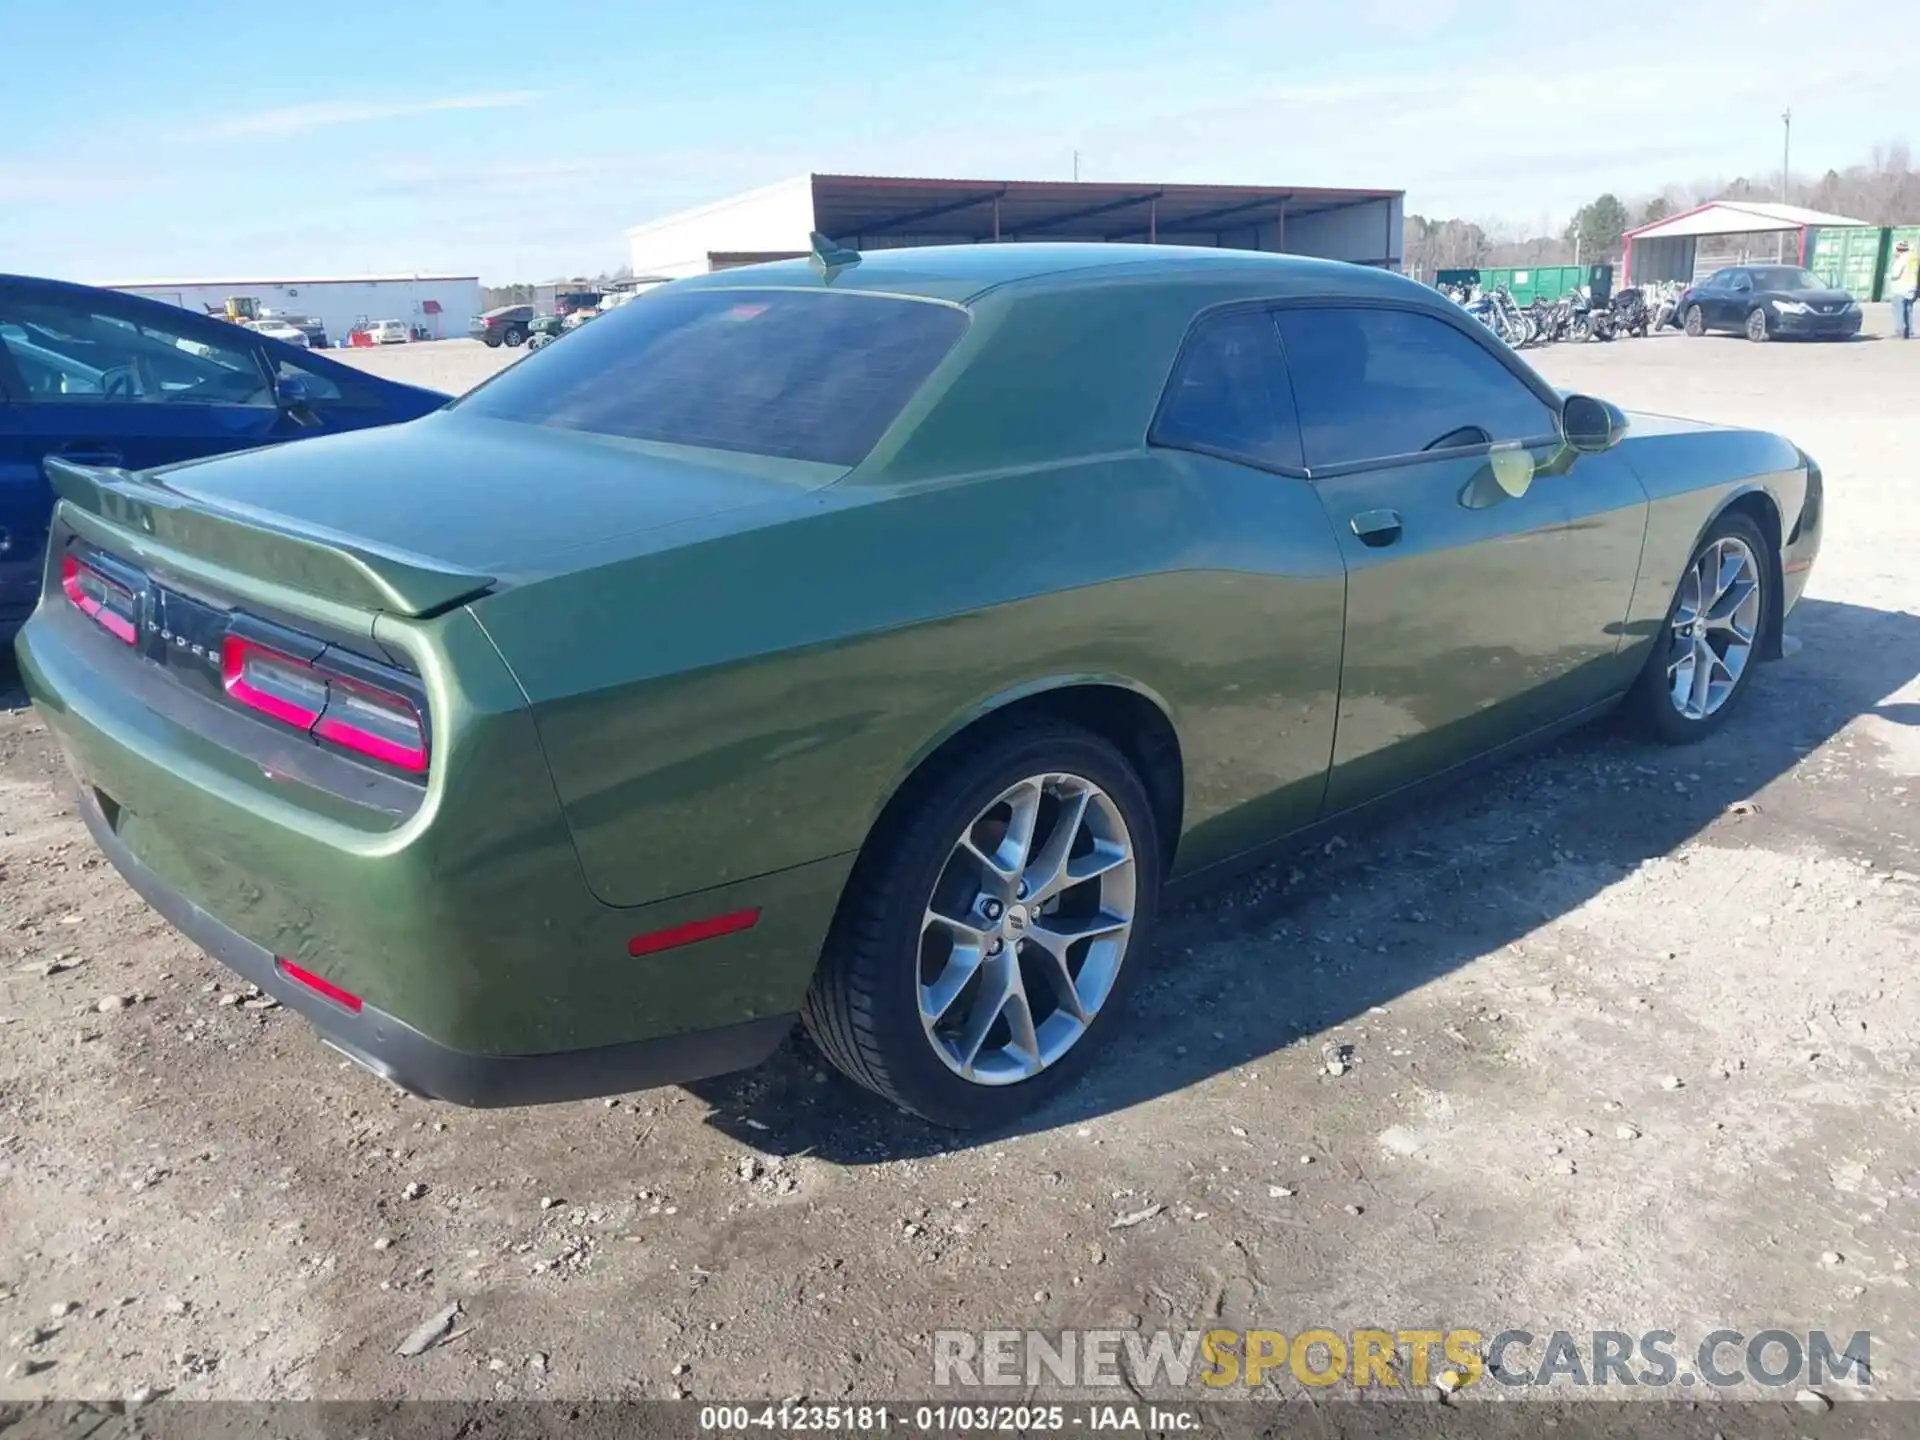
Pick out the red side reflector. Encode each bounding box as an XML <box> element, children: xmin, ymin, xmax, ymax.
<box><xmin>627</xmin><ymin>907</ymin><xmax>761</xmax><ymax>958</ymax></box>
<box><xmin>275</xmin><ymin>957</ymin><xmax>364</xmax><ymax>1013</ymax></box>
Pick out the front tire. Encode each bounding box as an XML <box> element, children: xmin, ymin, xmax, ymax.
<box><xmin>1745</xmin><ymin>308</ymin><xmax>1770</xmax><ymax>342</ymax></box>
<box><xmin>1626</xmin><ymin>512</ymin><xmax>1772</xmax><ymax>744</ymax></box>
<box><xmin>504</xmin><ymin>325</ymin><xmax>529</xmax><ymax>348</ymax></box>
<box><xmin>804</xmin><ymin>723</ymin><xmax>1161</xmax><ymax>1129</ymax></box>
<box><xmin>1684</xmin><ymin>305</ymin><xmax>1706</xmax><ymax>337</ymax></box>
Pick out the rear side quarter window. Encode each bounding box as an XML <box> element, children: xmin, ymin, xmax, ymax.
<box><xmin>1149</xmin><ymin>309</ymin><xmax>1302</xmax><ymax>471</ymax></box>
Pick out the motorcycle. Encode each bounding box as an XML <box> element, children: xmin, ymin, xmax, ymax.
<box><xmin>1611</xmin><ymin>287</ymin><xmax>1649</xmax><ymax>338</ymax></box>
<box><xmin>1567</xmin><ymin>287</ymin><xmax>1617</xmax><ymax>342</ymax></box>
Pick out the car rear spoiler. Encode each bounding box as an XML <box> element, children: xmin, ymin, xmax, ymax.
<box><xmin>45</xmin><ymin>458</ymin><xmax>496</xmax><ymax>618</ymax></box>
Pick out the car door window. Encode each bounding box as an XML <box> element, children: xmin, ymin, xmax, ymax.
<box><xmin>1149</xmin><ymin>310</ymin><xmax>1302</xmax><ymax>470</ymax></box>
<box><xmin>1274</xmin><ymin>306</ymin><xmax>1557</xmax><ymax>469</ymax></box>
<box><xmin>1729</xmin><ymin>272</ymin><xmax>1754</xmax><ymax>293</ymax></box>
<box><xmin>0</xmin><ymin>296</ymin><xmax>271</xmax><ymax>406</ymax></box>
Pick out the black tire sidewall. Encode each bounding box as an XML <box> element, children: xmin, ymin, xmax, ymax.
<box><xmin>1630</xmin><ymin>511</ymin><xmax>1772</xmax><ymax>744</ymax></box>
<box><xmin>1746</xmin><ymin>309</ymin><xmax>1770</xmax><ymax>342</ymax></box>
<box><xmin>824</xmin><ymin>728</ymin><xmax>1162</xmax><ymax>1129</ymax></box>
<box><xmin>1685</xmin><ymin>306</ymin><xmax>1705</xmax><ymax>337</ymax></box>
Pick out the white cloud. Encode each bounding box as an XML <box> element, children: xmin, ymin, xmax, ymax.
<box><xmin>187</xmin><ymin>91</ymin><xmax>541</xmax><ymax>141</ymax></box>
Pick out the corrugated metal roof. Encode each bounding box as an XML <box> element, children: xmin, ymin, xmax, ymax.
<box><xmin>1624</xmin><ymin>201</ymin><xmax>1873</xmax><ymax>241</ymax></box>
<box><xmin>98</xmin><ymin>274</ymin><xmax>479</xmax><ymax>288</ymax></box>
<box><xmin>809</xmin><ymin>173</ymin><xmax>1399</xmax><ymax>242</ymax></box>
<box><xmin>626</xmin><ymin>172</ymin><xmax>1400</xmax><ymax>244</ymax></box>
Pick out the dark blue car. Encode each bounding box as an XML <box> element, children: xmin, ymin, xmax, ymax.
<box><xmin>0</xmin><ymin>274</ymin><xmax>448</xmax><ymax>642</ymax></box>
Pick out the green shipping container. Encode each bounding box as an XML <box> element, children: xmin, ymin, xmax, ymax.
<box><xmin>1806</xmin><ymin>226</ymin><xmax>1885</xmax><ymax>301</ymax></box>
<box><xmin>1480</xmin><ymin>264</ymin><xmax>1591</xmax><ymax>304</ymax></box>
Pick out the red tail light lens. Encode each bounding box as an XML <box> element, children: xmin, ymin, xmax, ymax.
<box><xmin>315</xmin><ymin>675</ymin><xmax>428</xmax><ymax>773</ymax></box>
<box><xmin>61</xmin><ymin>555</ymin><xmax>138</xmax><ymax>645</ymax></box>
<box><xmin>222</xmin><ymin>637</ymin><xmax>327</xmax><ymax>729</ymax></box>
<box><xmin>221</xmin><ymin>635</ymin><xmax>428</xmax><ymax>774</ymax></box>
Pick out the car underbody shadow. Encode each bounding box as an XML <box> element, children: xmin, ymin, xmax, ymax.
<box><xmin>686</xmin><ymin>595</ymin><xmax>1920</xmax><ymax>1163</ymax></box>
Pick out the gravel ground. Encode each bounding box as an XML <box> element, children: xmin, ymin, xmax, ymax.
<box><xmin>3</xmin><ymin>326</ymin><xmax>1919</xmax><ymax>1408</ymax></box>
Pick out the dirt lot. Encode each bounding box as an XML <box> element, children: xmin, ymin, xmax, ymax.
<box><xmin>4</xmin><ymin>328</ymin><xmax>1920</xmax><ymax>1408</ymax></box>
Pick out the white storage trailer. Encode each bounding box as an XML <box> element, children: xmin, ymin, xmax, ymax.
<box><xmin>99</xmin><ymin>275</ymin><xmax>483</xmax><ymax>346</ymax></box>
<box><xmin>627</xmin><ymin>173</ymin><xmax>1405</xmax><ymax>278</ymax></box>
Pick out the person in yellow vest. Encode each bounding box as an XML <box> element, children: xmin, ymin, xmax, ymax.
<box><xmin>1891</xmin><ymin>241</ymin><xmax>1918</xmax><ymax>340</ymax></box>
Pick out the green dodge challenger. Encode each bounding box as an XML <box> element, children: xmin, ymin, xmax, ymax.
<box><xmin>14</xmin><ymin>243</ymin><xmax>1821</xmax><ymax>1128</ymax></box>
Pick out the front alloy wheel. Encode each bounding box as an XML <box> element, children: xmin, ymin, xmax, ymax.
<box><xmin>1746</xmin><ymin>308</ymin><xmax>1770</xmax><ymax>342</ymax></box>
<box><xmin>1666</xmin><ymin>534</ymin><xmax>1763</xmax><ymax>721</ymax></box>
<box><xmin>1628</xmin><ymin>511</ymin><xmax>1772</xmax><ymax>743</ymax></box>
<box><xmin>805</xmin><ymin>723</ymin><xmax>1161</xmax><ymax>1128</ymax></box>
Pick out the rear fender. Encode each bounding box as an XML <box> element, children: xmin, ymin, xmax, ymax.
<box><xmin>866</xmin><ymin>672</ymin><xmax>1182</xmax><ymax>832</ymax></box>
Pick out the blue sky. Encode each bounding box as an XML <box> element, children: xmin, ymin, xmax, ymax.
<box><xmin>4</xmin><ymin>0</ymin><xmax>1909</xmax><ymax>283</ymax></box>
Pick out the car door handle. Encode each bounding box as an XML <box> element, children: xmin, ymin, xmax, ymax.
<box><xmin>1350</xmin><ymin>508</ymin><xmax>1403</xmax><ymax>547</ymax></box>
<box><xmin>52</xmin><ymin>443</ymin><xmax>124</xmax><ymax>467</ymax></box>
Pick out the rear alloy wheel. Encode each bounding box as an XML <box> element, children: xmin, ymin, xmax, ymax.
<box><xmin>804</xmin><ymin>724</ymin><xmax>1160</xmax><ymax>1128</ymax></box>
<box><xmin>482</xmin><ymin>332</ymin><xmax>503</xmax><ymax>348</ymax></box>
<box><xmin>1684</xmin><ymin>305</ymin><xmax>1706</xmax><ymax>337</ymax></box>
<box><xmin>1627</xmin><ymin>512</ymin><xmax>1771</xmax><ymax>744</ymax></box>
<box><xmin>1745</xmin><ymin>307</ymin><xmax>1770</xmax><ymax>342</ymax></box>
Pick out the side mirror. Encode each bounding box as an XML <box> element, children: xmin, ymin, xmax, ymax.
<box><xmin>274</xmin><ymin>372</ymin><xmax>324</xmax><ymax>427</ymax></box>
<box><xmin>275</xmin><ymin>373</ymin><xmax>317</xmax><ymax>407</ymax></box>
<box><xmin>1561</xmin><ymin>393</ymin><xmax>1627</xmax><ymax>453</ymax></box>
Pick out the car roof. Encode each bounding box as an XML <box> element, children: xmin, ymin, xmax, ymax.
<box><xmin>680</xmin><ymin>242</ymin><xmax>1420</xmax><ymax>305</ymax></box>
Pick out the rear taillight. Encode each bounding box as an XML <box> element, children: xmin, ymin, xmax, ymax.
<box><xmin>315</xmin><ymin>675</ymin><xmax>429</xmax><ymax>772</ymax></box>
<box><xmin>222</xmin><ymin>637</ymin><xmax>327</xmax><ymax>728</ymax></box>
<box><xmin>61</xmin><ymin>555</ymin><xmax>138</xmax><ymax>645</ymax></box>
<box><xmin>221</xmin><ymin>635</ymin><xmax>428</xmax><ymax>773</ymax></box>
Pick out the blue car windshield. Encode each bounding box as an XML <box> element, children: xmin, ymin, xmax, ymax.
<box><xmin>455</xmin><ymin>287</ymin><xmax>969</xmax><ymax>467</ymax></box>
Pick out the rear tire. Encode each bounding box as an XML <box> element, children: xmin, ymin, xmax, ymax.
<box><xmin>804</xmin><ymin>723</ymin><xmax>1161</xmax><ymax>1129</ymax></box>
<box><xmin>1625</xmin><ymin>511</ymin><xmax>1772</xmax><ymax>745</ymax></box>
<box><xmin>482</xmin><ymin>333</ymin><xmax>502</xmax><ymax>349</ymax></box>
<box><xmin>1745</xmin><ymin>308</ymin><xmax>1770</xmax><ymax>342</ymax></box>
<box><xmin>1684</xmin><ymin>305</ymin><xmax>1706</xmax><ymax>337</ymax></box>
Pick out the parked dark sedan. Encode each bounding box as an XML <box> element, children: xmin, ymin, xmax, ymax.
<box><xmin>0</xmin><ymin>274</ymin><xmax>448</xmax><ymax>642</ymax></box>
<box><xmin>470</xmin><ymin>305</ymin><xmax>534</xmax><ymax>348</ymax></box>
<box><xmin>1679</xmin><ymin>265</ymin><xmax>1863</xmax><ymax>342</ymax></box>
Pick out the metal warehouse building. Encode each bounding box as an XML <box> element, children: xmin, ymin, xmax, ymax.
<box><xmin>627</xmin><ymin>173</ymin><xmax>1405</xmax><ymax>277</ymax></box>
<box><xmin>1621</xmin><ymin>201</ymin><xmax>1875</xmax><ymax>287</ymax></box>
<box><xmin>101</xmin><ymin>274</ymin><xmax>483</xmax><ymax>346</ymax></box>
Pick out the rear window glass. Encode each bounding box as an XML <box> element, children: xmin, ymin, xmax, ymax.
<box><xmin>457</xmin><ymin>288</ymin><xmax>968</xmax><ymax>466</ymax></box>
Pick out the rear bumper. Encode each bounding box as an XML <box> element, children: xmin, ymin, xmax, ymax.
<box><xmin>73</xmin><ymin>782</ymin><xmax>793</xmax><ymax>1105</ymax></box>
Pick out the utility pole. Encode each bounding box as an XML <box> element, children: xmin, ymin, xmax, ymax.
<box><xmin>1779</xmin><ymin>107</ymin><xmax>1792</xmax><ymax>261</ymax></box>
<box><xmin>1072</xmin><ymin>150</ymin><xmax>1080</xmax><ymax>182</ymax></box>
<box><xmin>1781</xmin><ymin>108</ymin><xmax>1792</xmax><ymax>203</ymax></box>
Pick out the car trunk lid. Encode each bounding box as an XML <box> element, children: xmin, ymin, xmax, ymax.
<box><xmin>50</xmin><ymin>412</ymin><xmax>840</xmax><ymax>614</ymax></box>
